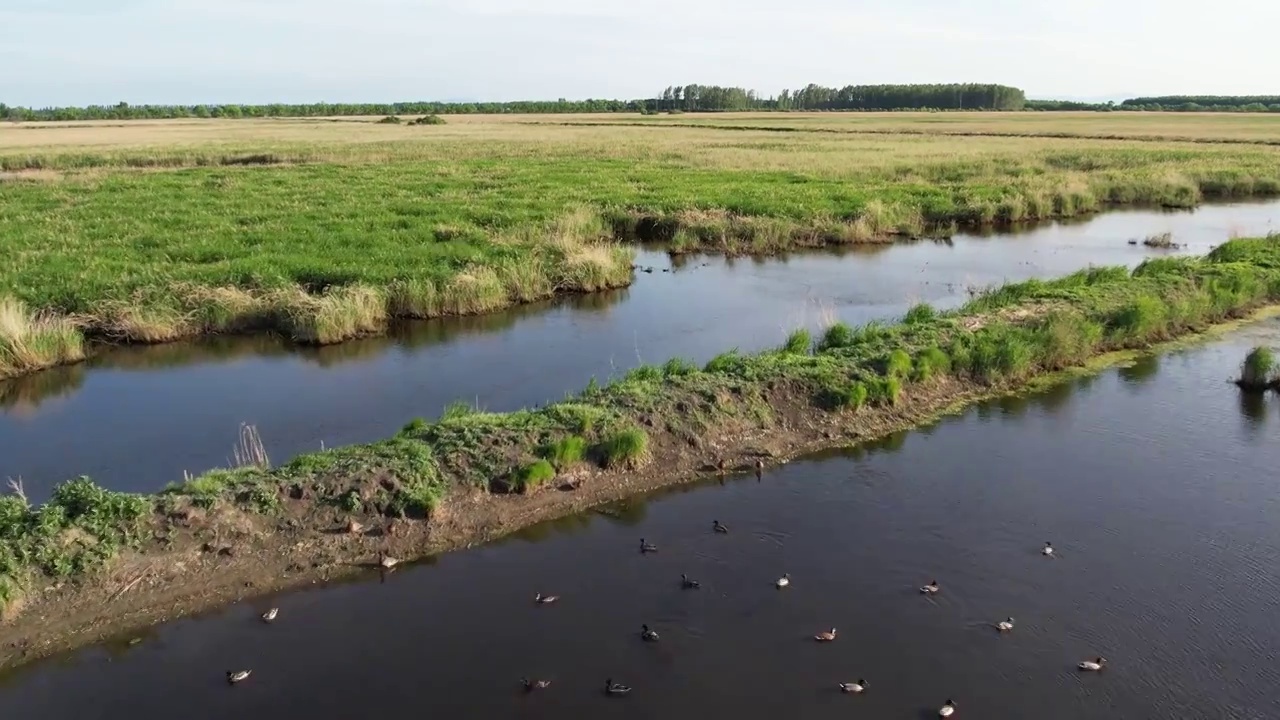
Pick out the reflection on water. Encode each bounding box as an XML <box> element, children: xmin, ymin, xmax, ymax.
<box><xmin>3</xmin><ymin>200</ymin><xmax>1279</xmax><ymax>499</ymax></box>
<box><xmin>6</xmin><ymin>323</ymin><xmax>1280</xmax><ymax>720</ymax></box>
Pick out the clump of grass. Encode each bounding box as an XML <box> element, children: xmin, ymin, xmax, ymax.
<box><xmin>231</xmin><ymin>423</ymin><xmax>270</xmax><ymax>469</ymax></box>
<box><xmin>1109</xmin><ymin>295</ymin><xmax>1169</xmax><ymax>344</ymax></box>
<box><xmin>903</xmin><ymin>302</ymin><xmax>936</xmax><ymax>325</ymax></box>
<box><xmin>598</xmin><ymin>427</ymin><xmax>649</xmax><ymax>469</ymax></box>
<box><xmin>912</xmin><ymin>346</ymin><xmax>951</xmax><ymax>382</ymax></box>
<box><xmin>817</xmin><ymin>322</ymin><xmax>856</xmax><ymax>351</ymax></box>
<box><xmin>410</xmin><ymin>114</ymin><xmax>446</xmax><ymax>126</ymax></box>
<box><xmin>514</xmin><ymin>460</ymin><xmax>556</xmax><ymax>493</ymax></box>
<box><xmin>543</xmin><ymin>436</ymin><xmax>586</xmax><ymax>469</ymax></box>
<box><xmin>0</xmin><ymin>297</ymin><xmax>85</xmax><ymax>379</ymax></box>
<box><xmin>662</xmin><ymin>357</ymin><xmax>697</xmax><ymax>376</ymax></box>
<box><xmin>865</xmin><ymin>375</ymin><xmax>902</xmax><ymax>406</ymax></box>
<box><xmin>885</xmin><ymin>349</ymin><xmax>913</xmax><ymax>379</ymax></box>
<box><xmin>1236</xmin><ymin>346</ymin><xmax>1277</xmax><ymax>391</ymax></box>
<box><xmin>781</xmin><ymin>328</ymin><xmax>811</xmax><ymax>355</ymax></box>
<box><xmin>378</xmin><ymin>116</ymin><xmax>402</xmax><ymax>125</ymax></box>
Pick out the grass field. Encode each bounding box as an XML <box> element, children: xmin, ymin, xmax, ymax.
<box><xmin>2</xmin><ymin>111</ymin><xmax>1280</xmax><ymax>379</ymax></box>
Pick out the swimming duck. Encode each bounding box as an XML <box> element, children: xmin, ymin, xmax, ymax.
<box><xmin>681</xmin><ymin>574</ymin><xmax>701</xmax><ymax>590</ymax></box>
<box><xmin>712</xmin><ymin>520</ymin><xmax>729</xmax><ymax>534</ymax></box>
<box><xmin>639</xmin><ymin>538</ymin><xmax>658</xmax><ymax>553</ymax></box>
<box><xmin>996</xmin><ymin>617</ymin><xmax>1015</xmax><ymax>632</ymax></box>
<box><xmin>839</xmin><ymin>679</ymin><xmax>868</xmax><ymax>694</ymax></box>
<box><xmin>521</xmin><ymin>677</ymin><xmax>552</xmax><ymax>691</ymax></box>
<box><xmin>939</xmin><ymin>698</ymin><xmax>957</xmax><ymax>717</ymax></box>
<box><xmin>379</xmin><ymin>553</ymin><xmax>400</xmax><ymax>569</ymax></box>
<box><xmin>640</xmin><ymin>624</ymin><xmax>660</xmax><ymax>642</ymax></box>
<box><xmin>814</xmin><ymin>627</ymin><xmax>837</xmax><ymax>642</ymax></box>
<box><xmin>920</xmin><ymin>580</ymin><xmax>940</xmax><ymax>594</ymax></box>
<box><xmin>775</xmin><ymin>573</ymin><xmax>790</xmax><ymax>589</ymax></box>
<box><xmin>604</xmin><ymin>678</ymin><xmax>631</xmax><ymax>695</ymax></box>
<box><xmin>1042</xmin><ymin>542</ymin><xmax>1054</xmax><ymax>556</ymax></box>
<box><xmin>261</xmin><ymin>607</ymin><xmax>279</xmax><ymax>623</ymax></box>
<box><xmin>226</xmin><ymin>670</ymin><xmax>251</xmax><ymax>685</ymax></box>
<box><xmin>1078</xmin><ymin>657</ymin><xmax>1107</xmax><ymax>671</ymax></box>
<box><xmin>534</xmin><ymin>593</ymin><xmax>559</xmax><ymax>604</ymax></box>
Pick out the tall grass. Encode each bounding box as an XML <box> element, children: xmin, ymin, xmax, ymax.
<box><xmin>0</xmin><ymin>298</ymin><xmax>85</xmax><ymax>379</ymax></box>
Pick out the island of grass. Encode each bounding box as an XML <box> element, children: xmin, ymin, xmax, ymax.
<box><xmin>2</xmin><ymin>234</ymin><xmax>1279</xmax><ymax>665</ymax></box>
<box><xmin>3</xmin><ymin>112</ymin><xmax>1280</xmax><ymax>380</ymax></box>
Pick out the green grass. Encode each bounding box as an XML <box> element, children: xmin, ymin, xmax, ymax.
<box><xmin>514</xmin><ymin>460</ymin><xmax>556</xmax><ymax>493</ymax></box>
<box><xmin>599</xmin><ymin>427</ymin><xmax>650</xmax><ymax>469</ymax></box>
<box><xmin>5</xmin><ymin>235</ymin><xmax>1280</xmax><ymax>615</ymax></box>
<box><xmin>2</xmin><ymin>115</ymin><xmax>1279</xmax><ymax>378</ymax></box>
<box><xmin>543</xmin><ymin>436</ymin><xmax>587</xmax><ymax>469</ymax></box>
<box><xmin>0</xmin><ymin>298</ymin><xmax>86</xmax><ymax>380</ymax></box>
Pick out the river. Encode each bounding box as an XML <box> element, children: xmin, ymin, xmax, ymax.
<box><xmin>2</xmin><ymin>312</ymin><xmax>1277</xmax><ymax>718</ymax></box>
<box><xmin>1</xmin><ymin>201</ymin><xmax>1277</xmax><ymax>499</ymax></box>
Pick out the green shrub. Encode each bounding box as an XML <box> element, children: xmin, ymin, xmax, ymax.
<box><xmin>845</xmin><ymin>381</ymin><xmax>869</xmax><ymax>409</ymax></box>
<box><xmin>705</xmin><ymin>349</ymin><xmax>745</xmax><ymax>373</ymax></box>
<box><xmin>865</xmin><ymin>375</ymin><xmax>902</xmax><ymax>406</ymax></box>
<box><xmin>1035</xmin><ymin>311</ymin><xmax>1103</xmax><ymax>370</ymax></box>
<box><xmin>626</xmin><ymin>364</ymin><xmax>662</xmax><ymax>382</ymax></box>
<box><xmin>1109</xmin><ymin>295</ymin><xmax>1168</xmax><ymax>343</ymax></box>
<box><xmin>515</xmin><ymin>460</ymin><xmax>556</xmax><ymax>493</ymax></box>
<box><xmin>781</xmin><ymin>328</ymin><xmax>812</xmax><ymax>354</ymax></box>
<box><xmin>544</xmin><ymin>435</ymin><xmax>586</xmax><ymax>468</ymax></box>
<box><xmin>599</xmin><ymin>427</ymin><xmax>649</xmax><ymax>468</ymax></box>
<box><xmin>440</xmin><ymin>400</ymin><xmax>478</xmax><ymax>422</ymax></box>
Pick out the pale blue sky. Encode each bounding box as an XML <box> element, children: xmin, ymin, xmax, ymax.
<box><xmin>2</xmin><ymin>0</ymin><xmax>1276</xmax><ymax>106</ymax></box>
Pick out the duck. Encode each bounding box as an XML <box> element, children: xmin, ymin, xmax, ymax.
<box><xmin>775</xmin><ymin>573</ymin><xmax>791</xmax><ymax>589</ymax></box>
<box><xmin>226</xmin><ymin>670</ymin><xmax>251</xmax><ymax>685</ymax></box>
<box><xmin>379</xmin><ymin>553</ymin><xmax>400</xmax><ymax>569</ymax></box>
<box><xmin>534</xmin><ymin>593</ymin><xmax>559</xmax><ymax>604</ymax></box>
<box><xmin>814</xmin><ymin>627</ymin><xmax>837</xmax><ymax>642</ymax></box>
<box><xmin>1042</xmin><ymin>541</ymin><xmax>1054</xmax><ymax>557</ymax></box>
<box><xmin>996</xmin><ymin>617</ymin><xmax>1015</xmax><ymax>632</ymax></box>
<box><xmin>521</xmin><ymin>677</ymin><xmax>552</xmax><ymax>692</ymax></box>
<box><xmin>640</xmin><ymin>624</ymin><xmax>660</xmax><ymax>642</ymax></box>
<box><xmin>260</xmin><ymin>607</ymin><xmax>279</xmax><ymax>623</ymax></box>
<box><xmin>920</xmin><ymin>580</ymin><xmax>940</xmax><ymax>594</ymax></box>
<box><xmin>681</xmin><ymin>574</ymin><xmax>701</xmax><ymax>590</ymax></box>
<box><xmin>1078</xmin><ymin>657</ymin><xmax>1107</xmax><ymax>671</ymax></box>
<box><xmin>639</xmin><ymin>538</ymin><xmax>658</xmax><ymax>553</ymax></box>
<box><xmin>939</xmin><ymin>698</ymin><xmax>957</xmax><ymax>717</ymax></box>
<box><xmin>712</xmin><ymin>520</ymin><xmax>729</xmax><ymax>534</ymax></box>
<box><xmin>604</xmin><ymin>678</ymin><xmax>631</xmax><ymax>696</ymax></box>
<box><xmin>839</xmin><ymin>679</ymin><xmax>868</xmax><ymax>694</ymax></box>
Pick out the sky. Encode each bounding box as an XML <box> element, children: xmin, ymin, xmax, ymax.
<box><xmin>2</xmin><ymin>0</ymin><xmax>1277</xmax><ymax>106</ymax></box>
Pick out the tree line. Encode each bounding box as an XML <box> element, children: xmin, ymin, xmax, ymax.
<box><xmin>6</xmin><ymin>86</ymin><xmax>1277</xmax><ymax>121</ymax></box>
<box><xmin>1028</xmin><ymin>97</ymin><xmax>1280</xmax><ymax>113</ymax></box>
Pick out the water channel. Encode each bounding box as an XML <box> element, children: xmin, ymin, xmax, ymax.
<box><xmin>2</xmin><ymin>312</ymin><xmax>1276</xmax><ymax>719</ymax></box>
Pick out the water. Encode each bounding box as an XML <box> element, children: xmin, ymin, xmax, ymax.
<box><xmin>4</xmin><ymin>318</ymin><xmax>1278</xmax><ymax>719</ymax></box>
<box><xmin>2</xmin><ymin>201</ymin><xmax>1278</xmax><ymax>498</ymax></box>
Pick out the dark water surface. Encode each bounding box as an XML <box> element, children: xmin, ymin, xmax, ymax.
<box><xmin>2</xmin><ymin>201</ymin><xmax>1278</xmax><ymax>498</ymax></box>
<box><xmin>3</xmin><ymin>321</ymin><xmax>1279</xmax><ymax>719</ymax></box>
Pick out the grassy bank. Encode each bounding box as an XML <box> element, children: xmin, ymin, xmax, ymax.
<box><xmin>2</xmin><ymin>114</ymin><xmax>1280</xmax><ymax>380</ymax></box>
<box><xmin>3</xmin><ymin>235</ymin><xmax>1279</xmax><ymax>629</ymax></box>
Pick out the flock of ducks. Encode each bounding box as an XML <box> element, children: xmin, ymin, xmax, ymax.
<box><xmin>222</xmin><ymin>522</ymin><xmax>1107</xmax><ymax>713</ymax></box>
